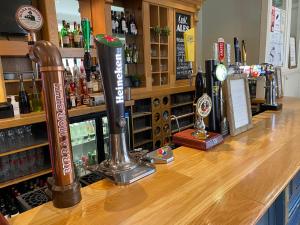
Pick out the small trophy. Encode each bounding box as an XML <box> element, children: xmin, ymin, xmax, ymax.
<box><xmin>193</xmin><ymin>93</ymin><xmax>212</xmax><ymax>140</ymax></box>
<box><xmin>173</xmin><ymin>93</ymin><xmax>223</xmax><ymax>151</ymax></box>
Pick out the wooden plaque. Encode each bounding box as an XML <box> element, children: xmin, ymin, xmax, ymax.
<box><xmin>224</xmin><ymin>74</ymin><xmax>253</xmax><ymax>136</ymax></box>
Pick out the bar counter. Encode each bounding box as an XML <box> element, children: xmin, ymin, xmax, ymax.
<box><xmin>9</xmin><ymin>97</ymin><xmax>300</xmax><ymax>225</ymax></box>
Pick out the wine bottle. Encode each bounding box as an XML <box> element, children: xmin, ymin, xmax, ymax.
<box><xmin>234</xmin><ymin>37</ymin><xmax>240</xmax><ymax>65</ymax></box>
<box><xmin>241</xmin><ymin>40</ymin><xmax>247</xmax><ymax>65</ymax></box>
<box><xmin>67</xmin><ymin>22</ymin><xmax>74</xmax><ymax>48</ymax></box>
<box><xmin>120</xmin><ymin>12</ymin><xmax>127</xmax><ymax>34</ymax></box>
<box><xmin>18</xmin><ymin>74</ymin><xmax>30</xmax><ymax>114</ymax></box>
<box><xmin>61</xmin><ymin>20</ymin><xmax>70</xmax><ymax>48</ymax></box>
<box><xmin>111</xmin><ymin>11</ymin><xmax>116</xmax><ymax>34</ymax></box>
<box><xmin>31</xmin><ymin>74</ymin><xmax>42</xmax><ymax>112</ymax></box>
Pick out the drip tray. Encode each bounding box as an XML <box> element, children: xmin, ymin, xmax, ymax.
<box><xmin>79</xmin><ymin>172</ymin><xmax>104</xmax><ymax>187</ymax></box>
<box><xmin>17</xmin><ymin>187</ymin><xmax>50</xmax><ymax>211</ymax></box>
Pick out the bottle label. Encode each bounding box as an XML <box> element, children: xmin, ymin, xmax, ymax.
<box><xmin>93</xmin><ymin>82</ymin><xmax>99</xmax><ymax>92</ymax></box>
<box><xmin>122</xmin><ymin>20</ymin><xmax>127</xmax><ymax>32</ymax></box>
<box><xmin>63</xmin><ymin>36</ymin><xmax>70</xmax><ymax>44</ymax></box>
<box><xmin>131</xmin><ymin>24</ymin><xmax>136</xmax><ymax>34</ymax></box>
<box><xmin>112</xmin><ymin>21</ymin><xmax>116</xmax><ymax>30</ymax></box>
<box><xmin>74</xmin><ymin>34</ymin><xmax>82</xmax><ymax>43</ymax></box>
<box><xmin>71</xmin><ymin>96</ymin><xmax>76</xmax><ymax>107</ymax></box>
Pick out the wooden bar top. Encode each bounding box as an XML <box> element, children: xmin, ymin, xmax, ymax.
<box><xmin>9</xmin><ymin>97</ymin><xmax>300</xmax><ymax>225</ymax></box>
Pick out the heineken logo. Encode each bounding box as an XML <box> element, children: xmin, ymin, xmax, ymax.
<box><xmin>115</xmin><ymin>50</ymin><xmax>124</xmax><ymax>104</ymax></box>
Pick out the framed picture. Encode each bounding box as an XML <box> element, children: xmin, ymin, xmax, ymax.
<box><xmin>275</xmin><ymin>67</ymin><xmax>283</xmax><ymax>98</ymax></box>
<box><xmin>289</xmin><ymin>37</ymin><xmax>297</xmax><ymax>69</ymax></box>
<box><xmin>224</xmin><ymin>74</ymin><xmax>253</xmax><ymax>136</ymax></box>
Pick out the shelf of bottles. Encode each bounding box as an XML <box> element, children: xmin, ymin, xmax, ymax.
<box><xmin>149</xmin><ymin>5</ymin><xmax>170</xmax><ymax>87</ymax></box>
<box><xmin>62</xmin><ymin>58</ymin><xmax>104</xmax><ymax>110</ymax></box>
<box><xmin>111</xmin><ymin>5</ymin><xmax>145</xmax><ymax>88</ymax></box>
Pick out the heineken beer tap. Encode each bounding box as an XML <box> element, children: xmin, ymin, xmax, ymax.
<box><xmin>91</xmin><ymin>34</ymin><xmax>155</xmax><ymax>185</ymax></box>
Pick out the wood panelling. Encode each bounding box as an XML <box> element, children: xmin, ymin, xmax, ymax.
<box><xmin>0</xmin><ymin>41</ymin><xmax>28</xmax><ymax>56</ymax></box>
<box><xmin>9</xmin><ymin>97</ymin><xmax>300</xmax><ymax>225</ymax></box>
<box><xmin>91</xmin><ymin>0</ymin><xmax>107</xmax><ymax>35</ymax></box>
<box><xmin>38</xmin><ymin>0</ymin><xmax>59</xmax><ymax>46</ymax></box>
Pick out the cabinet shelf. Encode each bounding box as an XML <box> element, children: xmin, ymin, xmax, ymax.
<box><xmin>0</xmin><ymin>140</ymin><xmax>49</xmax><ymax>157</ymax></box>
<box><xmin>171</xmin><ymin>112</ymin><xmax>195</xmax><ymax>120</ymax></box>
<box><xmin>132</xmin><ymin>112</ymin><xmax>152</xmax><ymax>119</ymax></box>
<box><xmin>4</xmin><ymin>79</ymin><xmax>42</xmax><ymax>83</ymax></box>
<box><xmin>59</xmin><ymin>48</ymin><xmax>97</xmax><ymax>58</ymax></box>
<box><xmin>171</xmin><ymin>101</ymin><xmax>194</xmax><ymax>108</ymax></box>
<box><xmin>0</xmin><ymin>168</ymin><xmax>52</xmax><ymax>188</ymax></box>
<box><xmin>134</xmin><ymin>139</ymin><xmax>153</xmax><ymax>148</ymax></box>
<box><xmin>171</xmin><ymin>124</ymin><xmax>194</xmax><ymax>134</ymax></box>
<box><xmin>133</xmin><ymin>126</ymin><xmax>152</xmax><ymax>134</ymax></box>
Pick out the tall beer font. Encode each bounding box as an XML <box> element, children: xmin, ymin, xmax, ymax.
<box><xmin>92</xmin><ymin>34</ymin><xmax>155</xmax><ymax>185</ymax></box>
<box><xmin>16</xmin><ymin>5</ymin><xmax>81</xmax><ymax>208</ymax></box>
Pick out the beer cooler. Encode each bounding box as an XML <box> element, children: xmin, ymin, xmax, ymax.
<box><xmin>69</xmin><ymin>109</ymin><xmax>132</xmax><ymax>182</ymax></box>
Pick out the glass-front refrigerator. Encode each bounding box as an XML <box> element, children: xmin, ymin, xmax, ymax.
<box><xmin>69</xmin><ymin>109</ymin><xmax>132</xmax><ymax>179</ymax></box>
<box><xmin>101</xmin><ymin>111</ymin><xmax>132</xmax><ymax>159</ymax></box>
<box><xmin>69</xmin><ymin>112</ymin><xmax>105</xmax><ymax>178</ymax></box>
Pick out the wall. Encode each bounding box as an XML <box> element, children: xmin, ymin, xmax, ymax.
<box><xmin>197</xmin><ymin>0</ymin><xmax>262</xmax><ymax>68</ymax></box>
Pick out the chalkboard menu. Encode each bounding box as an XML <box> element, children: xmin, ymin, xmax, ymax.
<box><xmin>176</xmin><ymin>12</ymin><xmax>191</xmax><ymax>80</ymax></box>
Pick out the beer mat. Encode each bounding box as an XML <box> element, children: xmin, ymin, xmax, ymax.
<box><xmin>173</xmin><ymin>129</ymin><xmax>223</xmax><ymax>150</ymax></box>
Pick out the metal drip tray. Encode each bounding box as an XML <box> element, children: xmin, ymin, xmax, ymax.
<box><xmin>87</xmin><ymin>162</ymin><xmax>155</xmax><ymax>185</ymax></box>
<box><xmin>17</xmin><ymin>187</ymin><xmax>50</xmax><ymax>211</ymax></box>
<box><xmin>79</xmin><ymin>172</ymin><xmax>104</xmax><ymax>187</ymax></box>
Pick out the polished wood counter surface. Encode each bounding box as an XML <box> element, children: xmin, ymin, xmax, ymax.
<box><xmin>9</xmin><ymin>97</ymin><xmax>300</xmax><ymax>225</ymax></box>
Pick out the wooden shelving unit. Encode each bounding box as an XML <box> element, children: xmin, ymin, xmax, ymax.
<box><xmin>172</xmin><ymin>101</ymin><xmax>194</xmax><ymax>108</ymax></box>
<box><xmin>0</xmin><ymin>141</ymin><xmax>49</xmax><ymax>157</ymax></box>
<box><xmin>0</xmin><ymin>169</ymin><xmax>52</xmax><ymax>189</ymax></box>
<box><xmin>134</xmin><ymin>139</ymin><xmax>153</xmax><ymax>148</ymax></box>
<box><xmin>149</xmin><ymin>5</ymin><xmax>170</xmax><ymax>87</ymax></box>
<box><xmin>59</xmin><ymin>48</ymin><xmax>97</xmax><ymax>58</ymax></box>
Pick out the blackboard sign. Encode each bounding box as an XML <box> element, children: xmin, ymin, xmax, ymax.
<box><xmin>176</xmin><ymin>12</ymin><xmax>192</xmax><ymax>80</ymax></box>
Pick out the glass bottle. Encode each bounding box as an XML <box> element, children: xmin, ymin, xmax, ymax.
<box><xmin>67</xmin><ymin>22</ymin><xmax>74</xmax><ymax>48</ymax></box>
<box><xmin>73</xmin><ymin>21</ymin><xmax>80</xmax><ymax>48</ymax></box>
<box><xmin>130</xmin><ymin>14</ymin><xmax>138</xmax><ymax>35</ymax></box>
<box><xmin>120</xmin><ymin>12</ymin><xmax>127</xmax><ymax>34</ymax></box>
<box><xmin>61</xmin><ymin>20</ymin><xmax>70</xmax><ymax>48</ymax></box>
<box><xmin>114</xmin><ymin>11</ymin><xmax>119</xmax><ymax>34</ymax></box>
<box><xmin>18</xmin><ymin>74</ymin><xmax>31</xmax><ymax>114</ymax></box>
<box><xmin>111</xmin><ymin>10</ymin><xmax>115</xmax><ymax>34</ymax></box>
<box><xmin>31</xmin><ymin>74</ymin><xmax>42</xmax><ymax>112</ymax></box>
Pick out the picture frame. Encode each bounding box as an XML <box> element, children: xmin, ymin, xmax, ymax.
<box><xmin>224</xmin><ymin>74</ymin><xmax>253</xmax><ymax>136</ymax></box>
<box><xmin>275</xmin><ymin>67</ymin><xmax>283</xmax><ymax>98</ymax></box>
<box><xmin>289</xmin><ymin>37</ymin><xmax>297</xmax><ymax>69</ymax></box>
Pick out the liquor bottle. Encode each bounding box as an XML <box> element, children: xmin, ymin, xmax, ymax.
<box><xmin>114</xmin><ymin>11</ymin><xmax>119</xmax><ymax>34</ymax></box>
<box><xmin>241</xmin><ymin>40</ymin><xmax>247</xmax><ymax>65</ymax></box>
<box><xmin>120</xmin><ymin>12</ymin><xmax>127</xmax><ymax>34</ymax></box>
<box><xmin>132</xmin><ymin>44</ymin><xmax>138</xmax><ymax>64</ymax></box>
<box><xmin>130</xmin><ymin>14</ymin><xmax>137</xmax><ymax>35</ymax></box>
<box><xmin>18</xmin><ymin>74</ymin><xmax>31</xmax><ymax>114</ymax></box>
<box><xmin>67</xmin><ymin>23</ymin><xmax>74</xmax><ymax>48</ymax></box>
<box><xmin>234</xmin><ymin>37</ymin><xmax>240</xmax><ymax>65</ymax></box>
<box><xmin>61</xmin><ymin>20</ymin><xmax>70</xmax><ymax>48</ymax></box>
<box><xmin>111</xmin><ymin>11</ymin><xmax>116</xmax><ymax>33</ymax></box>
<box><xmin>73</xmin><ymin>22</ymin><xmax>83</xmax><ymax>48</ymax></box>
<box><xmin>73</xmin><ymin>59</ymin><xmax>82</xmax><ymax>106</ymax></box>
<box><xmin>31</xmin><ymin>75</ymin><xmax>42</xmax><ymax>112</ymax></box>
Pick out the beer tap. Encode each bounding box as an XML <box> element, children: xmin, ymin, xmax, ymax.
<box><xmin>16</xmin><ymin>5</ymin><xmax>81</xmax><ymax>208</ymax></box>
<box><xmin>88</xmin><ymin>34</ymin><xmax>155</xmax><ymax>185</ymax></box>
